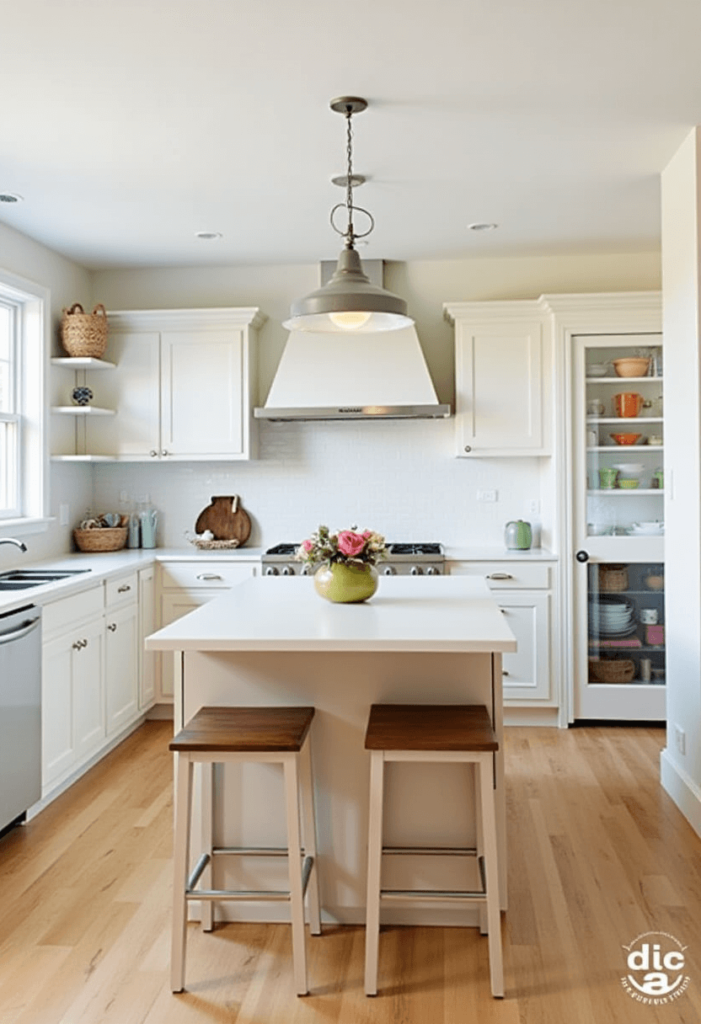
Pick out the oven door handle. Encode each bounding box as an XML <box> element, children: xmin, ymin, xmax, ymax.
<box><xmin>0</xmin><ymin>616</ymin><xmax>41</xmax><ymax>645</ymax></box>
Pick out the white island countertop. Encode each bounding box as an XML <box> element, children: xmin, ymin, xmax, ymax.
<box><xmin>146</xmin><ymin>574</ymin><xmax>518</xmax><ymax>654</ymax></box>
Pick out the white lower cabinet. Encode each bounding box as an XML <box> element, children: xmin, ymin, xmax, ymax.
<box><xmin>157</xmin><ymin>559</ymin><xmax>259</xmax><ymax>699</ymax></box>
<box><xmin>138</xmin><ymin>566</ymin><xmax>156</xmax><ymax>709</ymax></box>
<box><xmin>448</xmin><ymin>560</ymin><xmax>556</xmax><ymax>704</ymax></box>
<box><xmin>105</xmin><ymin>601</ymin><xmax>139</xmax><ymax>736</ymax></box>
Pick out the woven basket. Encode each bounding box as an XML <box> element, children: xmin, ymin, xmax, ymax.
<box><xmin>588</xmin><ymin>658</ymin><xmax>636</xmax><ymax>684</ymax></box>
<box><xmin>598</xmin><ymin>563</ymin><xmax>629</xmax><ymax>592</ymax></box>
<box><xmin>61</xmin><ymin>303</ymin><xmax>108</xmax><ymax>358</ymax></box>
<box><xmin>73</xmin><ymin>527</ymin><xmax>127</xmax><ymax>552</ymax></box>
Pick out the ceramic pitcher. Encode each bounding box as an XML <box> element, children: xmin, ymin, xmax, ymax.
<box><xmin>504</xmin><ymin>520</ymin><xmax>532</xmax><ymax>550</ymax></box>
<box><xmin>614</xmin><ymin>392</ymin><xmax>643</xmax><ymax>418</ymax></box>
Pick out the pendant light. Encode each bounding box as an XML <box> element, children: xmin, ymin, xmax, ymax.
<box><xmin>283</xmin><ymin>97</ymin><xmax>414</xmax><ymax>334</ymax></box>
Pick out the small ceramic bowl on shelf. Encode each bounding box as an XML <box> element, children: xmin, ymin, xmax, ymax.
<box><xmin>618</xmin><ymin>479</ymin><xmax>639</xmax><ymax>489</ymax></box>
<box><xmin>612</xmin><ymin>357</ymin><xmax>651</xmax><ymax>377</ymax></box>
<box><xmin>610</xmin><ymin>433</ymin><xmax>642</xmax><ymax>446</ymax></box>
<box><xmin>587</xmin><ymin>362</ymin><xmax>610</xmax><ymax>377</ymax></box>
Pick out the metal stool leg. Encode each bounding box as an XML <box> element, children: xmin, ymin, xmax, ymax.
<box><xmin>284</xmin><ymin>754</ymin><xmax>308</xmax><ymax>995</ymax></box>
<box><xmin>200</xmin><ymin>761</ymin><xmax>214</xmax><ymax>932</ymax></box>
<box><xmin>299</xmin><ymin>734</ymin><xmax>322</xmax><ymax>935</ymax></box>
<box><xmin>171</xmin><ymin>753</ymin><xmax>194</xmax><ymax>993</ymax></box>
<box><xmin>364</xmin><ymin>750</ymin><xmax>384</xmax><ymax>996</ymax></box>
<box><xmin>478</xmin><ymin>753</ymin><xmax>504</xmax><ymax>997</ymax></box>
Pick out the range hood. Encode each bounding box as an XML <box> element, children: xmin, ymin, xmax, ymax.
<box><xmin>255</xmin><ymin>262</ymin><xmax>450</xmax><ymax>422</ymax></box>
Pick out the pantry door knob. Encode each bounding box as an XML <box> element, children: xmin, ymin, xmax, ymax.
<box><xmin>576</xmin><ymin>550</ymin><xmax>589</xmax><ymax>563</ymax></box>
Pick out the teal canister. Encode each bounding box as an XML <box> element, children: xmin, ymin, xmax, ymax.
<box><xmin>504</xmin><ymin>520</ymin><xmax>532</xmax><ymax>550</ymax></box>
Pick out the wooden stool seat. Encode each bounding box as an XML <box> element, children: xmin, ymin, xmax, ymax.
<box><xmin>170</xmin><ymin>705</ymin><xmax>321</xmax><ymax>997</ymax></box>
<box><xmin>364</xmin><ymin>703</ymin><xmax>504</xmax><ymax>999</ymax></box>
<box><xmin>170</xmin><ymin>705</ymin><xmax>315</xmax><ymax>753</ymax></box>
<box><xmin>365</xmin><ymin>703</ymin><xmax>497</xmax><ymax>751</ymax></box>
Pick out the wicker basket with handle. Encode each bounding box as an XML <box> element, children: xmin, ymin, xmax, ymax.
<box><xmin>588</xmin><ymin>658</ymin><xmax>636</xmax><ymax>684</ymax></box>
<box><xmin>73</xmin><ymin>527</ymin><xmax>127</xmax><ymax>552</ymax></box>
<box><xmin>61</xmin><ymin>303</ymin><xmax>108</xmax><ymax>358</ymax></box>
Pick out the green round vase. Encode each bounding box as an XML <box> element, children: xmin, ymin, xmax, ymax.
<box><xmin>313</xmin><ymin>562</ymin><xmax>379</xmax><ymax>603</ymax></box>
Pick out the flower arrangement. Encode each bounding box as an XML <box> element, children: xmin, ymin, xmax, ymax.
<box><xmin>296</xmin><ymin>524</ymin><xmax>386</xmax><ymax>569</ymax></box>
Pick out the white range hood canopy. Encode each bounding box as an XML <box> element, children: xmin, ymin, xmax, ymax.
<box><xmin>255</xmin><ymin>260</ymin><xmax>450</xmax><ymax>421</ymax></box>
<box><xmin>254</xmin><ymin>326</ymin><xmax>450</xmax><ymax>421</ymax></box>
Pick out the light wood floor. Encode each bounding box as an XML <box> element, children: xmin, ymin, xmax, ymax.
<box><xmin>1</xmin><ymin>721</ymin><xmax>700</xmax><ymax>1023</ymax></box>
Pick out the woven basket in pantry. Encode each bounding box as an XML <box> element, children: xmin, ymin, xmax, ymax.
<box><xmin>598</xmin><ymin>563</ymin><xmax>629</xmax><ymax>593</ymax></box>
<box><xmin>588</xmin><ymin>658</ymin><xmax>636</xmax><ymax>684</ymax></box>
<box><xmin>73</xmin><ymin>527</ymin><xmax>127</xmax><ymax>552</ymax></box>
<box><xmin>61</xmin><ymin>303</ymin><xmax>108</xmax><ymax>358</ymax></box>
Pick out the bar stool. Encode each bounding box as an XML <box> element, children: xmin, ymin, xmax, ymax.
<box><xmin>363</xmin><ymin>703</ymin><xmax>503</xmax><ymax>998</ymax></box>
<box><xmin>169</xmin><ymin>706</ymin><xmax>321</xmax><ymax>996</ymax></box>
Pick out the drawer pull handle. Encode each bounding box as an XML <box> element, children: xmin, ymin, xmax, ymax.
<box><xmin>107</xmin><ymin>622</ymin><xmax>117</xmax><ymax>632</ymax></box>
<box><xmin>196</xmin><ymin>573</ymin><xmax>223</xmax><ymax>581</ymax></box>
<box><xmin>117</xmin><ymin>584</ymin><xmax>132</xmax><ymax>593</ymax></box>
<box><xmin>487</xmin><ymin>573</ymin><xmax>514</xmax><ymax>581</ymax></box>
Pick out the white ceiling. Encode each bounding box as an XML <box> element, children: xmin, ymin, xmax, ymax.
<box><xmin>1</xmin><ymin>0</ymin><xmax>699</xmax><ymax>269</ymax></box>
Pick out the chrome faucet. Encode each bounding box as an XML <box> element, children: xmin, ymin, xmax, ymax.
<box><xmin>0</xmin><ymin>538</ymin><xmax>27</xmax><ymax>552</ymax></box>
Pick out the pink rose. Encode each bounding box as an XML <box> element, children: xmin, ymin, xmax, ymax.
<box><xmin>337</xmin><ymin>530</ymin><xmax>367</xmax><ymax>558</ymax></box>
<box><xmin>302</xmin><ymin>539</ymin><xmax>313</xmax><ymax>552</ymax></box>
<box><xmin>362</xmin><ymin>530</ymin><xmax>373</xmax><ymax>539</ymax></box>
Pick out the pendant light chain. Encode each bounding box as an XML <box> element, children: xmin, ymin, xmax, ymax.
<box><xmin>345</xmin><ymin>107</ymin><xmax>355</xmax><ymax>246</ymax></box>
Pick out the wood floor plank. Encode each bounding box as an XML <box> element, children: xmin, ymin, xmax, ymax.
<box><xmin>1</xmin><ymin>720</ymin><xmax>700</xmax><ymax>1023</ymax></box>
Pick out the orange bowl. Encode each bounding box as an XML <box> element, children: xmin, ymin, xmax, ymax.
<box><xmin>610</xmin><ymin>432</ymin><xmax>642</xmax><ymax>446</ymax></box>
<box><xmin>612</xmin><ymin>357</ymin><xmax>650</xmax><ymax>378</ymax></box>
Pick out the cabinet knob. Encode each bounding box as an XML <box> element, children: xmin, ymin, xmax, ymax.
<box><xmin>72</xmin><ymin>640</ymin><xmax>83</xmax><ymax>650</ymax></box>
<box><xmin>107</xmin><ymin>622</ymin><xmax>117</xmax><ymax>632</ymax></box>
<box><xmin>117</xmin><ymin>584</ymin><xmax>131</xmax><ymax>593</ymax></box>
<box><xmin>150</xmin><ymin>450</ymin><xmax>158</xmax><ymax>457</ymax></box>
<box><xmin>464</xmin><ymin>445</ymin><xmax>472</xmax><ymax>453</ymax></box>
<box><xmin>486</xmin><ymin>573</ymin><xmax>514</xmax><ymax>580</ymax></box>
<box><xmin>196</xmin><ymin>573</ymin><xmax>223</xmax><ymax>581</ymax></box>
<box><xmin>502</xmin><ymin>670</ymin><xmax>510</xmax><ymax>676</ymax></box>
<box><xmin>161</xmin><ymin>449</ymin><xmax>169</xmax><ymax>457</ymax></box>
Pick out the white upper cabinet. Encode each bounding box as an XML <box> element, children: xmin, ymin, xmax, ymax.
<box><xmin>444</xmin><ymin>303</ymin><xmax>551</xmax><ymax>457</ymax></box>
<box><xmin>57</xmin><ymin>308</ymin><xmax>265</xmax><ymax>461</ymax></box>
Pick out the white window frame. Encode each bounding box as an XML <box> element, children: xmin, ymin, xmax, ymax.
<box><xmin>0</xmin><ymin>269</ymin><xmax>50</xmax><ymax>533</ymax></box>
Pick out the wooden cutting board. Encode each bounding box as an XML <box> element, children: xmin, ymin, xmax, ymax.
<box><xmin>194</xmin><ymin>495</ymin><xmax>251</xmax><ymax>545</ymax></box>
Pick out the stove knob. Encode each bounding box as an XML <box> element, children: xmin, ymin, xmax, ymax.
<box><xmin>382</xmin><ymin>566</ymin><xmax>396</xmax><ymax>576</ymax></box>
<box><xmin>301</xmin><ymin>565</ymin><xmax>312</xmax><ymax>576</ymax></box>
<box><xmin>410</xmin><ymin>566</ymin><xmax>423</xmax><ymax>576</ymax></box>
<box><xmin>426</xmin><ymin>566</ymin><xmax>440</xmax><ymax>576</ymax></box>
<box><xmin>264</xmin><ymin>566</ymin><xmax>279</xmax><ymax>576</ymax></box>
<box><xmin>281</xmin><ymin>565</ymin><xmax>295</xmax><ymax>576</ymax></box>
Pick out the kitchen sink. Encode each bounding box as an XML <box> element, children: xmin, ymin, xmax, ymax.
<box><xmin>0</xmin><ymin>569</ymin><xmax>91</xmax><ymax>590</ymax></box>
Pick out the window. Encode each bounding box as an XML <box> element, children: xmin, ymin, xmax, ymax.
<box><xmin>0</xmin><ymin>270</ymin><xmax>48</xmax><ymax>526</ymax></box>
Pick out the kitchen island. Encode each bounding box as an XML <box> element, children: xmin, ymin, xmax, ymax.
<box><xmin>146</xmin><ymin>574</ymin><xmax>516</xmax><ymax>926</ymax></box>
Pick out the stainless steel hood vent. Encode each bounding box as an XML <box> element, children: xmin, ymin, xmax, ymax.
<box><xmin>255</xmin><ymin>263</ymin><xmax>450</xmax><ymax>422</ymax></box>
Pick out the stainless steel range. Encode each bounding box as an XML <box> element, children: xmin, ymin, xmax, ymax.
<box><xmin>262</xmin><ymin>542</ymin><xmax>445</xmax><ymax>576</ymax></box>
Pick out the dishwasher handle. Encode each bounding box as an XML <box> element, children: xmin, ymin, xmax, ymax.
<box><xmin>0</xmin><ymin>616</ymin><xmax>41</xmax><ymax>646</ymax></box>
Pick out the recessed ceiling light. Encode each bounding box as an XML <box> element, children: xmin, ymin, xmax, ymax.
<box><xmin>467</xmin><ymin>222</ymin><xmax>498</xmax><ymax>232</ymax></box>
<box><xmin>195</xmin><ymin>231</ymin><xmax>223</xmax><ymax>240</ymax></box>
<box><xmin>0</xmin><ymin>192</ymin><xmax>23</xmax><ymax>204</ymax></box>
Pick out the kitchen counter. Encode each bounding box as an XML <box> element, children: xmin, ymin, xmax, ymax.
<box><xmin>146</xmin><ymin>575</ymin><xmax>515</xmax><ymax>926</ymax></box>
<box><xmin>446</xmin><ymin>546</ymin><xmax>557</xmax><ymax>561</ymax></box>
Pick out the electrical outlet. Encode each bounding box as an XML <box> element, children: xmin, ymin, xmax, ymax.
<box><xmin>59</xmin><ymin>503</ymin><xmax>70</xmax><ymax>526</ymax></box>
<box><xmin>119</xmin><ymin>490</ymin><xmax>129</xmax><ymax>503</ymax></box>
<box><xmin>477</xmin><ymin>490</ymin><xmax>498</xmax><ymax>503</ymax></box>
<box><xmin>674</xmin><ymin>725</ymin><xmax>686</xmax><ymax>756</ymax></box>
<box><xmin>527</xmin><ymin>499</ymin><xmax>540</xmax><ymax>515</ymax></box>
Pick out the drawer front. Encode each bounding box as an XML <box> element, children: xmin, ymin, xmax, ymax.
<box><xmin>449</xmin><ymin>562</ymin><xmax>551</xmax><ymax>589</ymax></box>
<box><xmin>105</xmin><ymin>572</ymin><xmax>138</xmax><ymax>607</ymax></box>
<box><xmin>43</xmin><ymin>585</ymin><xmax>104</xmax><ymax>636</ymax></box>
<box><xmin>159</xmin><ymin>560</ymin><xmax>257</xmax><ymax>590</ymax></box>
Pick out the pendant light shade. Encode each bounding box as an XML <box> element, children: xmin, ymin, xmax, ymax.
<box><xmin>285</xmin><ymin>96</ymin><xmax>414</xmax><ymax>334</ymax></box>
<box><xmin>283</xmin><ymin>248</ymin><xmax>413</xmax><ymax>333</ymax></box>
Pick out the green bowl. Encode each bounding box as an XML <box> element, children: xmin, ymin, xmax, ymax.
<box><xmin>618</xmin><ymin>479</ymin><xmax>639</xmax><ymax>489</ymax></box>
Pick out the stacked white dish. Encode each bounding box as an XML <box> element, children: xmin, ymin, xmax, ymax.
<box><xmin>628</xmin><ymin>521</ymin><xmax>664</xmax><ymax>536</ymax></box>
<box><xmin>612</xmin><ymin>463</ymin><xmax>644</xmax><ymax>478</ymax></box>
<box><xmin>589</xmin><ymin>595</ymin><xmax>636</xmax><ymax>636</ymax></box>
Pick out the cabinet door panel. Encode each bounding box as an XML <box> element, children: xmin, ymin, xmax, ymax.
<box><xmin>160</xmin><ymin>330</ymin><xmax>243</xmax><ymax>456</ymax></box>
<box><xmin>456</xmin><ymin>323</ymin><xmax>544</xmax><ymax>454</ymax></box>
<box><xmin>42</xmin><ymin>636</ymin><xmax>74</xmax><ymax>787</ymax></box>
<box><xmin>139</xmin><ymin>568</ymin><xmax>156</xmax><ymax>709</ymax></box>
<box><xmin>97</xmin><ymin>330</ymin><xmax>160</xmax><ymax>456</ymax></box>
<box><xmin>105</xmin><ymin>603</ymin><xmax>139</xmax><ymax>736</ymax></box>
<box><xmin>498</xmin><ymin>593</ymin><xmax>550</xmax><ymax>701</ymax></box>
<box><xmin>72</xmin><ymin>619</ymin><xmax>106</xmax><ymax>762</ymax></box>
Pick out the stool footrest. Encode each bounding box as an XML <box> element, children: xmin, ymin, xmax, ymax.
<box><xmin>212</xmin><ymin>846</ymin><xmax>298</xmax><ymax>857</ymax></box>
<box><xmin>380</xmin><ymin>888</ymin><xmax>487</xmax><ymax>903</ymax></box>
<box><xmin>382</xmin><ymin>846</ymin><xmax>477</xmax><ymax>857</ymax></box>
<box><xmin>187</xmin><ymin>889</ymin><xmax>292</xmax><ymax>902</ymax></box>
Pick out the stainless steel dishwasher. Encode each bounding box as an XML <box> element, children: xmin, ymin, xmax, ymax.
<box><xmin>0</xmin><ymin>604</ymin><xmax>42</xmax><ymax>836</ymax></box>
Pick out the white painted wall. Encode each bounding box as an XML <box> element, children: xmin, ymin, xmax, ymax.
<box><xmin>91</xmin><ymin>252</ymin><xmax>660</xmax><ymax>549</ymax></box>
<box><xmin>659</xmin><ymin>129</ymin><xmax>701</xmax><ymax>836</ymax></box>
<box><xmin>0</xmin><ymin>223</ymin><xmax>94</xmax><ymax>569</ymax></box>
